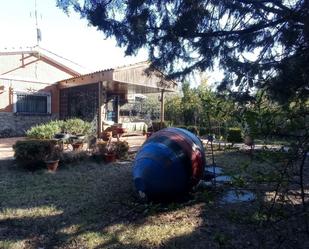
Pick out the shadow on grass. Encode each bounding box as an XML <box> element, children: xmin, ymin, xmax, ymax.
<box><xmin>0</xmin><ymin>153</ymin><xmax>308</xmax><ymax>249</ymax></box>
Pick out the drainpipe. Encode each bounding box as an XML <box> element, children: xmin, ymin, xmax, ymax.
<box><xmin>98</xmin><ymin>81</ymin><xmax>102</xmax><ymax>137</ymax></box>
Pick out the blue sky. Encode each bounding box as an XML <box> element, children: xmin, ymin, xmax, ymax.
<box><xmin>0</xmin><ymin>0</ymin><xmax>148</xmax><ymax>71</ymax></box>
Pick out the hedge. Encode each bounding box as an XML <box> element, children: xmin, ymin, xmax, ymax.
<box><xmin>227</xmin><ymin>128</ymin><xmax>242</xmax><ymax>144</ymax></box>
<box><xmin>13</xmin><ymin>140</ymin><xmax>57</xmax><ymax>170</ymax></box>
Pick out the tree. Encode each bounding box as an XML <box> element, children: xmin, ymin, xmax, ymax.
<box><xmin>165</xmin><ymin>94</ymin><xmax>183</xmax><ymax>125</ymax></box>
<box><xmin>57</xmin><ymin>0</ymin><xmax>308</xmax><ymax>102</ymax></box>
<box><xmin>181</xmin><ymin>81</ymin><xmax>202</xmax><ymax>125</ymax></box>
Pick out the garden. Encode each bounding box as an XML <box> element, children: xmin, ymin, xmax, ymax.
<box><xmin>12</xmin><ymin>118</ymin><xmax>130</xmax><ymax>172</ymax></box>
<box><xmin>1</xmin><ymin>0</ymin><xmax>308</xmax><ymax>247</ymax></box>
<box><xmin>0</xmin><ymin>81</ymin><xmax>308</xmax><ymax>248</ymax></box>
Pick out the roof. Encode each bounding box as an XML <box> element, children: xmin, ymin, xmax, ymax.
<box><xmin>57</xmin><ymin>61</ymin><xmax>178</xmax><ymax>93</ymax></box>
<box><xmin>0</xmin><ymin>45</ymin><xmax>89</xmax><ymax>76</ymax></box>
<box><xmin>58</xmin><ymin>61</ymin><xmax>149</xmax><ymax>82</ymax></box>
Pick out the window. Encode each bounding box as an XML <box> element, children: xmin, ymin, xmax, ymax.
<box><xmin>14</xmin><ymin>92</ymin><xmax>51</xmax><ymax>114</ymax></box>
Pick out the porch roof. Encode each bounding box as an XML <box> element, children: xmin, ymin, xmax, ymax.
<box><xmin>57</xmin><ymin>61</ymin><xmax>178</xmax><ymax>94</ymax></box>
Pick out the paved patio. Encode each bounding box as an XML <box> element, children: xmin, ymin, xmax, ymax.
<box><xmin>0</xmin><ymin>135</ymin><xmax>146</xmax><ymax>160</ymax></box>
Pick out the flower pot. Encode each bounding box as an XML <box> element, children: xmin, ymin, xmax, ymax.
<box><xmin>45</xmin><ymin>160</ymin><xmax>59</xmax><ymax>172</ymax></box>
<box><xmin>72</xmin><ymin>142</ymin><xmax>83</xmax><ymax>151</ymax></box>
<box><xmin>104</xmin><ymin>152</ymin><xmax>116</xmax><ymax>163</ymax></box>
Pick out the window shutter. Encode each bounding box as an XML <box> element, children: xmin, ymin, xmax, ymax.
<box><xmin>47</xmin><ymin>95</ymin><xmax>51</xmax><ymax>114</ymax></box>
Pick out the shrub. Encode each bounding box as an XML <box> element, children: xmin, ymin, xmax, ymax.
<box><xmin>199</xmin><ymin>127</ymin><xmax>209</xmax><ymax>136</ymax></box>
<box><xmin>114</xmin><ymin>141</ymin><xmax>129</xmax><ymax>159</ymax></box>
<box><xmin>97</xmin><ymin>141</ymin><xmax>108</xmax><ymax>154</ymax></box>
<box><xmin>227</xmin><ymin>128</ymin><xmax>243</xmax><ymax>144</ymax></box>
<box><xmin>149</xmin><ymin>121</ymin><xmax>169</xmax><ymax>132</ymax></box>
<box><xmin>186</xmin><ymin>126</ymin><xmax>199</xmax><ymax>135</ymax></box>
<box><xmin>59</xmin><ymin>151</ymin><xmax>90</xmax><ymax>164</ymax></box>
<box><xmin>13</xmin><ymin>140</ymin><xmax>57</xmax><ymax>170</ymax></box>
<box><xmin>26</xmin><ymin>120</ymin><xmax>64</xmax><ymax>139</ymax></box>
<box><xmin>62</xmin><ymin>118</ymin><xmax>92</xmax><ymax>135</ymax></box>
<box><xmin>26</xmin><ymin>119</ymin><xmax>92</xmax><ymax>139</ymax></box>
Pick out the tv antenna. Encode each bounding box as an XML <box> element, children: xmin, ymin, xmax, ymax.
<box><xmin>32</xmin><ymin>0</ymin><xmax>42</xmax><ymax>45</ymax></box>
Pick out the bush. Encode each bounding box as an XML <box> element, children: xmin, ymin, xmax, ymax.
<box><xmin>149</xmin><ymin>121</ymin><xmax>169</xmax><ymax>132</ymax></box>
<box><xmin>114</xmin><ymin>141</ymin><xmax>129</xmax><ymax>159</ymax></box>
<box><xmin>62</xmin><ymin>118</ymin><xmax>92</xmax><ymax>135</ymax></box>
<box><xmin>59</xmin><ymin>151</ymin><xmax>90</xmax><ymax>164</ymax></box>
<box><xmin>97</xmin><ymin>141</ymin><xmax>108</xmax><ymax>154</ymax></box>
<box><xmin>13</xmin><ymin>140</ymin><xmax>57</xmax><ymax>170</ymax></box>
<box><xmin>199</xmin><ymin>127</ymin><xmax>209</xmax><ymax>136</ymax></box>
<box><xmin>26</xmin><ymin>119</ymin><xmax>92</xmax><ymax>139</ymax></box>
<box><xmin>186</xmin><ymin>125</ymin><xmax>199</xmax><ymax>135</ymax></box>
<box><xmin>26</xmin><ymin>120</ymin><xmax>64</xmax><ymax>139</ymax></box>
<box><xmin>227</xmin><ymin>128</ymin><xmax>243</xmax><ymax>144</ymax></box>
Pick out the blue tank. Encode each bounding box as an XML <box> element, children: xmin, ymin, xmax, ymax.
<box><xmin>133</xmin><ymin>127</ymin><xmax>206</xmax><ymax>199</ymax></box>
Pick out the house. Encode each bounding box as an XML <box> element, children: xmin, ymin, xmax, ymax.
<box><xmin>0</xmin><ymin>46</ymin><xmax>177</xmax><ymax>137</ymax></box>
<box><xmin>0</xmin><ymin>46</ymin><xmax>87</xmax><ymax>137</ymax></box>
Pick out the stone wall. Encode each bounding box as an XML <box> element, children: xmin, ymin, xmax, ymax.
<box><xmin>0</xmin><ymin>112</ymin><xmax>58</xmax><ymax>137</ymax></box>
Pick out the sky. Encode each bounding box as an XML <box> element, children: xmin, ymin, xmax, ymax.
<box><xmin>0</xmin><ymin>0</ymin><xmax>148</xmax><ymax>72</ymax></box>
<box><xmin>0</xmin><ymin>0</ymin><xmax>224</xmax><ymax>86</ymax></box>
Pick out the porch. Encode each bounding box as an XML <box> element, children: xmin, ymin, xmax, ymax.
<box><xmin>57</xmin><ymin>62</ymin><xmax>177</xmax><ymax>136</ymax></box>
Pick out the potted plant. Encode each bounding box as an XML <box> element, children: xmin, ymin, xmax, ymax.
<box><xmin>95</xmin><ymin>141</ymin><xmax>107</xmax><ymax>162</ymax></box>
<box><xmin>69</xmin><ymin>135</ymin><xmax>85</xmax><ymax>151</ymax></box>
<box><xmin>101</xmin><ymin>127</ymin><xmax>113</xmax><ymax>141</ymax></box>
<box><xmin>115</xmin><ymin>141</ymin><xmax>129</xmax><ymax>159</ymax></box>
<box><xmin>45</xmin><ymin>145</ymin><xmax>61</xmax><ymax>172</ymax></box>
<box><xmin>104</xmin><ymin>140</ymin><xmax>117</xmax><ymax>163</ymax></box>
<box><xmin>72</xmin><ymin>141</ymin><xmax>84</xmax><ymax>151</ymax></box>
<box><xmin>105</xmin><ymin>150</ymin><xmax>116</xmax><ymax>163</ymax></box>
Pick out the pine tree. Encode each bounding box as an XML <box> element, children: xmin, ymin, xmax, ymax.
<box><xmin>57</xmin><ymin>0</ymin><xmax>309</xmax><ymax>102</ymax></box>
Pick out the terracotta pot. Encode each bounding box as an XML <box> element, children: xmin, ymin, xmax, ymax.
<box><xmin>104</xmin><ymin>152</ymin><xmax>116</xmax><ymax>163</ymax></box>
<box><xmin>46</xmin><ymin>160</ymin><xmax>59</xmax><ymax>172</ymax></box>
<box><xmin>72</xmin><ymin>142</ymin><xmax>83</xmax><ymax>151</ymax></box>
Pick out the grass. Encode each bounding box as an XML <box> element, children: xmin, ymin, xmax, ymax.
<box><xmin>0</xmin><ymin>146</ymin><xmax>308</xmax><ymax>249</ymax></box>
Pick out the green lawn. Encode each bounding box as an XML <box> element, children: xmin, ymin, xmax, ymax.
<box><xmin>0</xmin><ymin>148</ymin><xmax>308</xmax><ymax>249</ymax></box>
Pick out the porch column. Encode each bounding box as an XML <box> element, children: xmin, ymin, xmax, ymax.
<box><xmin>116</xmin><ymin>95</ymin><xmax>120</xmax><ymax>123</ymax></box>
<box><xmin>98</xmin><ymin>81</ymin><xmax>103</xmax><ymax>137</ymax></box>
<box><xmin>160</xmin><ymin>89</ymin><xmax>165</xmax><ymax>129</ymax></box>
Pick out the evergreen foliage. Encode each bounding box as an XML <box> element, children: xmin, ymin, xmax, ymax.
<box><xmin>57</xmin><ymin>0</ymin><xmax>309</xmax><ymax>102</ymax></box>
